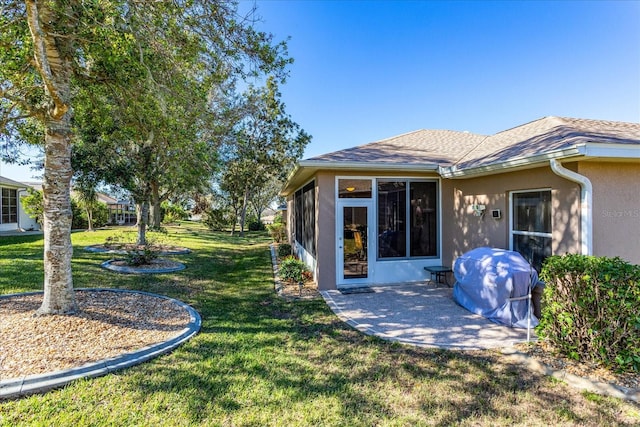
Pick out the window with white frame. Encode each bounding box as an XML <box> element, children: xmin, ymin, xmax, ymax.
<box><xmin>511</xmin><ymin>190</ymin><xmax>552</xmax><ymax>272</ymax></box>
<box><xmin>377</xmin><ymin>179</ymin><xmax>438</xmax><ymax>259</ymax></box>
<box><xmin>1</xmin><ymin>188</ymin><xmax>18</xmax><ymax>224</ymax></box>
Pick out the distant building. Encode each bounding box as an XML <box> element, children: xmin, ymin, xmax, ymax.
<box><xmin>0</xmin><ymin>176</ymin><xmax>39</xmax><ymax>232</ymax></box>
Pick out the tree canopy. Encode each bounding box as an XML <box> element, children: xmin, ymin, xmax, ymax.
<box><xmin>0</xmin><ymin>0</ymin><xmax>297</xmax><ymax>314</ymax></box>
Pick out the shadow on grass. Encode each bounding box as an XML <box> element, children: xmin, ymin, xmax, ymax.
<box><xmin>1</xmin><ymin>226</ymin><xmax>636</xmax><ymax>425</ymax></box>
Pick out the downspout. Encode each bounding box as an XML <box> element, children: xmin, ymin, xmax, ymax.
<box><xmin>549</xmin><ymin>159</ymin><xmax>592</xmax><ymax>255</ymax></box>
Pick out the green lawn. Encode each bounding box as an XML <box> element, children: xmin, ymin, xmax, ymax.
<box><xmin>1</xmin><ymin>223</ymin><xmax>638</xmax><ymax>426</ymax></box>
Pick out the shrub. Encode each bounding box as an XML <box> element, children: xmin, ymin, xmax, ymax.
<box><xmin>277</xmin><ymin>243</ymin><xmax>292</xmax><ymax>259</ymax></box>
<box><xmin>246</xmin><ymin>215</ymin><xmax>266</xmax><ymax>231</ymax></box>
<box><xmin>278</xmin><ymin>256</ymin><xmax>309</xmax><ymax>283</ymax></box>
<box><xmin>20</xmin><ymin>188</ymin><xmax>43</xmax><ymax>224</ymax></box>
<box><xmin>124</xmin><ymin>247</ymin><xmax>158</xmax><ymax>266</ymax></box>
<box><xmin>202</xmin><ymin>208</ymin><xmax>231</xmax><ymax>231</ymax></box>
<box><xmin>539</xmin><ymin>254</ymin><xmax>640</xmax><ymax>373</ymax></box>
<box><xmin>267</xmin><ymin>222</ymin><xmax>286</xmax><ymax>243</ymax></box>
<box><xmin>162</xmin><ymin>202</ymin><xmax>189</xmax><ymax>224</ymax></box>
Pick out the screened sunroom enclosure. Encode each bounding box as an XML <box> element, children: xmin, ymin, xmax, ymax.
<box><xmin>334</xmin><ymin>177</ymin><xmax>442</xmax><ymax>288</ymax></box>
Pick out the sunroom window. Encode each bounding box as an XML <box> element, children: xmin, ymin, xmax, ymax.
<box><xmin>377</xmin><ymin>180</ymin><xmax>438</xmax><ymax>259</ymax></box>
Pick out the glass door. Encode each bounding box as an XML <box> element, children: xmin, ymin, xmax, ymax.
<box><xmin>337</xmin><ymin>202</ymin><xmax>373</xmax><ymax>285</ymax></box>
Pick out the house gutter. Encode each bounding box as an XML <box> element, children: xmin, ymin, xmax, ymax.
<box><xmin>549</xmin><ymin>159</ymin><xmax>592</xmax><ymax>255</ymax></box>
<box><xmin>439</xmin><ymin>147</ymin><xmax>583</xmax><ymax>179</ymax></box>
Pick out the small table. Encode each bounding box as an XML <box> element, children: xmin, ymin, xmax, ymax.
<box><xmin>424</xmin><ymin>266</ymin><xmax>453</xmax><ymax>287</ymax></box>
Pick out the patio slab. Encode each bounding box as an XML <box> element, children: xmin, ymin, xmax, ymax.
<box><xmin>321</xmin><ymin>283</ymin><xmax>536</xmax><ymax>350</ymax></box>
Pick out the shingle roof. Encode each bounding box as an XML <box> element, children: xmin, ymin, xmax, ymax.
<box><xmin>283</xmin><ymin>116</ymin><xmax>640</xmax><ymax>195</ymax></box>
<box><xmin>454</xmin><ymin>116</ymin><xmax>640</xmax><ymax>170</ymax></box>
<box><xmin>305</xmin><ymin>116</ymin><xmax>640</xmax><ymax>170</ymax></box>
<box><xmin>307</xmin><ymin>129</ymin><xmax>487</xmax><ymax>166</ymax></box>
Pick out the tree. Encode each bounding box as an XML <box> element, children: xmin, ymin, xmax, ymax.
<box><xmin>1</xmin><ymin>0</ymin><xmax>292</xmax><ymax>314</ymax></box>
<box><xmin>20</xmin><ymin>187</ymin><xmax>43</xmax><ymax>225</ymax></box>
<box><xmin>219</xmin><ymin>77</ymin><xmax>310</xmax><ymax>236</ymax></box>
<box><xmin>249</xmin><ymin>174</ymin><xmax>284</xmax><ymax>222</ymax></box>
<box><xmin>73</xmin><ymin>177</ymin><xmax>99</xmax><ymax>232</ymax></box>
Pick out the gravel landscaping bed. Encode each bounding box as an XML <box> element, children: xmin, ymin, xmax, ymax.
<box><xmin>0</xmin><ymin>290</ymin><xmax>192</xmax><ymax>380</ymax></box>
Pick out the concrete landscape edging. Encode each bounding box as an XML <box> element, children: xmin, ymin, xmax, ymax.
<box><xmin>0</xmin><ymin>288</ymin><xmax>201</xmax><ymax>400</ymax></box>
<box><xmin>84</xmin><ymin>245</ymin><xmax>192</xmax><ymax>255</ymax></box>
<box><xmin>101</xmin><ymin>259</ymin><xmax>186</xmax><ymax>274</ymax></box>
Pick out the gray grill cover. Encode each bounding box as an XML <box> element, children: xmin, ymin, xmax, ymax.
<box><xmin>453</xmin><ymin>247</ymin><xmax>542</xmax><ymax>328</ymax></box>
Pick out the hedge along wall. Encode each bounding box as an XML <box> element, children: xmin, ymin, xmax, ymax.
<box><xmin>539</xmin><ymin>254</ymin><xmax>640</xmax><ymax>373</ymax></box>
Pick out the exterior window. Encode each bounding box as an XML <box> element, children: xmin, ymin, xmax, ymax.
<box><xmin>1</xmin><ymin>188</ymin><xmax>18</xmax><ymax>224</ymax></box>
<box><xmin>378</xmin><ymin>180</ymin><xmax>438</xmax><ymax>259</ymax></box>
<box><xmin>410</xmin><ymin>181</ymin><xmax>437</xmax><ymax>257</ymax></box>
<box><xmin>294</xmin><ymin>181</ymin><xmax>316</xmax><ymax>256</ymax></box>
<box><xmin>378</xmin><ymin>181</ymin><xmax>406</xmax><ymax>257</ymax></box>
<box><xmin>511</xmin><ymin>190</ymin><xmax>552</xmax><ymax>272</ymax></box>
<box><xmin>338</xmin><ymin>179</ymin><xmax>372</xmax><ymax>198</ymax></box>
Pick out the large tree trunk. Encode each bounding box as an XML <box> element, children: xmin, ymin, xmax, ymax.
<box><xmin>26</xmin><ymin>0</ymin><xmax>77</xmax><ymax>315</ymax></box>
<box><xmin>38</xmin><ymin>116</ymin><xmax>77</xmax><ymax>315</ymax></box>
<box><xmin>136</xmin><ymin>200</ymin><xmax>149</xmax><ymax>245</ymax></box>
<box><xmin>149</xmin><ymin>181</ymin><xmax>162</xmax><ymax>229</ymax></box>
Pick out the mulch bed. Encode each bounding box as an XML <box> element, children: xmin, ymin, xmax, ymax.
<box><xmin>0</xmin><ymin>290</ymin><xmax>191</xmax><ymax>380</ymax></box>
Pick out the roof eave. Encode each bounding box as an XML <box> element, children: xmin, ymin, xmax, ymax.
<box><xmin>439</xmin><ymin>147</ymin><xmax>584</xmax><ymax>179</ymax></box>
<box><xmin>440</xmin><ymin>142</ymin><xmax>640</xmax><ymax>178</ymax></box>
<box><xmin>280</xmin><ymin>161</ymin><xmax>440</xmax><ymax>196</ymax></box>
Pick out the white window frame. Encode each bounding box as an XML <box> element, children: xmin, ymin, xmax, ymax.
<box><xmin>509</xmin><ymin>188</ymin><xmax>552</xmax><ymax>257</ymax></box>
<box><xmin>375</xmin><ymin>178</ymin><xmax>440</xmax><ymax>261</ymax></box>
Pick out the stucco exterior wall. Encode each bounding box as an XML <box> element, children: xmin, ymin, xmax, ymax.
<box><xmin>442</xmin><ymin>165</ymin><xmax>581</xmax><ymax>268</ymax></box>
<box><xmin>315</xmin><ymin>172</ymin><xmax>337</xmax><ymax>290</ymax></box>
<box><xmin>578</xmin><ymin>161</ymin><xmax>640</xmax><ymax>264</ymax></box>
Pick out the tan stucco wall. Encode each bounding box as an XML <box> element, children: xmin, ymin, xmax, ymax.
<box><xmin>315</xmin><ymin>172</ymin><xmax>337</xmax><ymax>290</ymax></box>
<box><xmin>289</xmin><ymin>165</ymin><xmax>591</xmax><ymax>290</ymax></box>
<box><xmin>578</xmin><ymin>161</ymin><xmax>640</xmax><ymax>264</ymax></box>
<box><xmin>441</xmin><ymin>165</ymin><xmax>581</xmax><ymax>268</ymax></box>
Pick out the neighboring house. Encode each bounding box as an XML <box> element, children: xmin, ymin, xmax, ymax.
<box><xmin>97</xmin><ymin>193</ymin><xmax>136</xmax><ymax>225</ymax></box>
<box><xmin>281</xmin><ymin>116</ymin><xmax>640</xmax><ymax>291</ymax></box>
<box><xmin>0</xmin><ymin>176</ymin><xmax>40</xmax><ymax>232</ymax></box>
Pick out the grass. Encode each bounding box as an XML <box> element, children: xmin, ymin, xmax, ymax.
<box><xmin>1</xmin><ymin>222</ymin><xmax>638</xmax><ymax>426</ymax></box>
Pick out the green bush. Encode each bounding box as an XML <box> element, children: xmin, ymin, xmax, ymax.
<box><xmin>278</xmin><ymin>256</ymin><xmax>309</xmax><ymax>283</ymax></box>
<box><xmin>267</xmin><ymin>222</ymin><xmax>286</xmax><ymax>243</ymax></box>
<box><xmin>539</xmin><ymin>254</ymin><xmax>640</xmax><ymax>373</ymax></box>
<box><xmin>124</xmin><ymin>247</ymin><xmax>158</xmax><ymax>266</ymax></box>
<box><xmin>246</xmin><ymin>215</ymin><xmax>266</xmax><ymax>231</ymax></box>
<box><xmin>202</xmin><ymin>208</ymin><xmax>231</xmax><ymax>231</ymax></box>
<box><xmin>277</xmin><ymin>243</ymin><xmax>292</xmax><ymax>258</ymax></box>
<box><xmin>162</xmin><ymin>201</ymin><xmax>189</xmax><ymax>224</ymax></box>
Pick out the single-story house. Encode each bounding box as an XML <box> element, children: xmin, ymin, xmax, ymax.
<box><xmin>0</xmin><ymin>176</ymin><xmax>40</xmax><ymax>232</ymax></box>
<box><xmin>281</xmin><ymin>116</ymin><xmax>640</xmax><ymax>290</ymax></box>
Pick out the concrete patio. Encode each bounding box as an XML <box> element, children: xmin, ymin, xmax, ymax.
<box><xmin>321</xmin><ymin>283</ymin><xmax>536</xmax><ymax>350</ymax></box>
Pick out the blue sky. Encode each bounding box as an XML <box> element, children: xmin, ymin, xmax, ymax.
<box><xmin>2</xmin><ymin>0</ymin><xmax>639</xmax><ymax>181</ymax></box>
<box><xmin>249</xmin><ymin>0</ymin><xmax>640</xmax><ymax>159</ymax></box>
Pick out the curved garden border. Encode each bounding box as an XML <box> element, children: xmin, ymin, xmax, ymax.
<box><xmin>101</xmin><ymin>259</ymin><xmax>186</xmax><ymax>274</ymax></box>
<box><xmin>84</xmin><ymin>245</ymin><xmax>191</xmax><ymax>256</ymax></box>
<box><xmin>0</xmin><ymin>288</ymin><xmax>201</xmax><ymax>399</ymax></box>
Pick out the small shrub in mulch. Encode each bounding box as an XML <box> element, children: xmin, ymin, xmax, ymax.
<box><xmin>277</xmin><ymin>243</ymin><xmax>292</xmax><ymax>259</ymax></box>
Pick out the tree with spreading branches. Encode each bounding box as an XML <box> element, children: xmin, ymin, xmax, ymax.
<box><xmin>1</xmin><ymin>0</ymin><xmax>292</xmax><ymax>314</ymax></box>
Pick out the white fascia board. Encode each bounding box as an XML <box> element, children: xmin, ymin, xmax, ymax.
<box><xmin>298</xmin><ymin>160</ymin><xmax>440</xmax><ymax>171</ymax></box>
<box><xmin>439</xmin><ymin>147</ymin><xmax>584</xmax><ymax>179</ymax></box>
<box><xmin>281</xmin><ymin>161</ymin><xmax>440</xmax><ymax>196</ymax></box>
<box><xmin>577</xmin><ymin>142</ymin><xmax>640</xmax><ymax>158</ymax></box>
